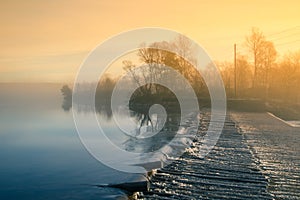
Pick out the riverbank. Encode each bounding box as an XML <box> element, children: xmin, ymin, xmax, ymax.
<box><xmin>225</xmin><ymin>98</ymin><xmax>300</xmax><ymax>121</ymax></box>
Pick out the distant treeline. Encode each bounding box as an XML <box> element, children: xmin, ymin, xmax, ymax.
<box><xmin>61</xmin><ymin>29</ymin><xmax>300</xmax><ymax>115</ymax></box>
<box><xmin>217</xmin><ymin>27</ymin><xmax>300</xmax><ymax>104</ymax></box>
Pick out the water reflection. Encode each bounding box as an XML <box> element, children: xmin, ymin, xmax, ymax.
<box><xmin>64</xmin><ymin>89</ymin><xmax>182</xmax><ymax>155</ymax></box>
<box><xmin>70</xmin><ymin>100</ymin><xmax>181</xmax><ymax>154</ymax></box>
<box><xmin>124</xmin><ymin>112</ymin><xmax>180</xmax><ymax>153</ymax></box>
<box><xmin>62</xmin><ymin>99</ymin><xmax>72</xmax><ymax>112</ymax></box>
<box><xmin>61</xmin><ymin>82</ymin><xmax>198</xmax><ymax>175</ymax></box>
<box><xmin>0</xmin><ymin>83</ymin><xmax>139</xmax><ymax>200</ymax></box>
<box><xmin>126</xmin><ymin>100</ymin><xmax>181</xmax><ymax>153</ymax></box>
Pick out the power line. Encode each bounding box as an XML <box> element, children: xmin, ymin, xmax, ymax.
<box><xmin>269</xmin><ymin>32</ymin><xmax>300</xmax><ymax>41</ymax></box>
<box><xmin>266</xmin><ymin>26</ymin><xmax>300</xmax><ymax>37</ymax></box>
<box><xmin>275</xmin><ymin>39</ymin><xmax>300</xmax><ymax>46</ymax></box>
<box><xmin>219</xmin><ymin>27</ymin><xmax>300</xmax><ymax>61</ymax></box>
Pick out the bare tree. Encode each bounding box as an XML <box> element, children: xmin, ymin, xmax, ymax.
<box><xmin>216</xmin><ymin>61</ymin><xmax>233</xmax><ymax>96</ymax></box>
<box><xmin>245</xmin><ymin>28</ymin><xmax>277</xmax><ymax>100</ymax></box>
<box><xmin>216</xmin><ymin>57</ymin><xmax>252</xmax><ymax>98</ymax></box>
<box><xmin>123</xmin><ymin>35</ymin><xmax>207</xmax><ymax>100</ymax></box>
<box><xmin>236</xmin><ymin>56</ymin><xmax>252</xmax><ymax>97</ymax></box>
<box><xmin>277</xmin><ymin>51</ymin><xmax>300</xmax><ymax>102</ymax></box>
<box><xmin>245</xmin><ymin>27</ymin><xmax>266</xmax><ymax>89</ymax></box>
<box><xmin>260</xmin><ymin>41</ymin><xmax>277</xmax><ymax>99</ymax></box>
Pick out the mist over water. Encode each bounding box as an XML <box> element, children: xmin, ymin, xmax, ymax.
<box><xmin>0</xmin><ymin>83</ymin><xmax>139</xmax><ymax>200</ymax></box>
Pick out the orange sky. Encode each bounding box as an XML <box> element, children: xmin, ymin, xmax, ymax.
<box><xmin>0</xmin><ymin>0</ymin><xmax>299</xmax><ymax>83</ymax></box>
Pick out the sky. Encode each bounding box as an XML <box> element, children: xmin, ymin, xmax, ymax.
<box><xmin>0</xmin><ymin>0</ymin><xmax>299</xmax><ymax>83</ymax></box>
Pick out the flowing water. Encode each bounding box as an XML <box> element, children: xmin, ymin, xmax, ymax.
<box><xmin>137</xmin><ymin>113</ymin><xmax>273</xmax><ymax>199</ymax></box>
<box><xmin>136</xmin><ymin>112</ymin><xmax>300</xmax><ymax>199</ymax></box>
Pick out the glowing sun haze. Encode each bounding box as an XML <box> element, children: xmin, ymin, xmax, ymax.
<box><xmin>0</xmin><ymin>0</ymin><xmax>299</xmax><ymax>83</ymax></box>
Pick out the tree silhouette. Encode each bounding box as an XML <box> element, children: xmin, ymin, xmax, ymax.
<box><xmin>61</xmin><ymin>85</ymin><xmax>72</xmax><ymax>111</ymax></box>
<box><xmin>245</xmin><ymin>27</ymin><xmax>277</xmax><ymax>98</ymax></box>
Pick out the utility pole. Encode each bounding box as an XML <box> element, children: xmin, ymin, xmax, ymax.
<box><xmin>234</xmin><ymin>44</ymin><xmax>237</xmax><ymax>98</ymax></box>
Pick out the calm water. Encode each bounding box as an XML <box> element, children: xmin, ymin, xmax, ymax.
<box><xmin>0</xmin><ymin>83</ymin><xmax>139</xmax><ymax>200</ymax></box>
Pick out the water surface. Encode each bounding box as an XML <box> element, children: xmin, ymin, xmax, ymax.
<box><xmin>0</xmin><ymin>83</ymin><xmax>139</xmax><ymax>200</ymax></box>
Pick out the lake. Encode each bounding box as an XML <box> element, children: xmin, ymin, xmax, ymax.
<box><xmin>0</xmin><ymin>83</ymin><xmax>142</xmax><ymax>200</ymax></box>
